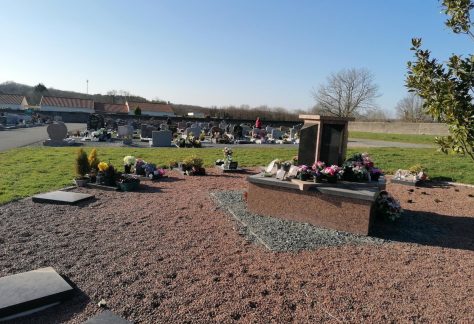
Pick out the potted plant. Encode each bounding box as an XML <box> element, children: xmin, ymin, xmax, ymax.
<box><xmin>312</xmin><ymin>161</ymin><xmax>325</xmax><ymax>183</ymax></box>
<box><xmin>117</xmin><ymin>174</ymin><xmax>141</xmax><ymax>191</ymax></box>
<box><xmin>183</xmin><ymin>155</ymin><xmax>205</xmax><ymax>175</ymax></box>
<box><xmin>296</xmin><ymin>165</ymin><xmax>311</xmax><ymax>181</ymax></box>
<box><xmin>88</xmin><ymin>148</ymin><xmax>99</xmax><ymax>182</ymax></box>
<box><xmin>74</xmin><ymin>148</ymin><xmax>90</xmax><ymax>187</ymax></box>
<box><xmin>281</xmin><ymin>161</ymin><xmax>292</xmax><ymax>172</ymax></box>
<box><xmin>135</xmin><ymin>159</ymin><xmax>147</xmax><ymax>176</ymax></box>
<box><xmin>123</xmin><ymin>155</ymin><xmax>136</xmax><ymax>174</ymax></box>
<box><xmin>96</xmin><ymin>161</ymin><xmax>109</xmax><ymax>185</ymax></box>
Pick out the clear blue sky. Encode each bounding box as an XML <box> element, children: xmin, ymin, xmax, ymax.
<box><xmin>0</xmin><ymin>0</ymin><xmax>471</xmax><ymax>115</ymax></box>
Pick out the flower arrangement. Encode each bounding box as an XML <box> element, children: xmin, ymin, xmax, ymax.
<box><xmin>311</xmin><ymin>161</ymin><xmax>326</xmax><ymax>182</ymax></box>
<box><xmin>117</xmin><ymin>174</ymin><xmax>140</xmax><ymax>191</ymax></box>
<box><xmin>182</xmin><ymin>155</ymin><xmax>205</xmax><ymax>175</ymax></box>
<box><xmin>281</xmin><ymin>161</ymin><xmax>292</xmax><ymax>171</ymax></box>
<box><xmin>296</xmin><ymin>164</ymin><xmax>312</xmax><ymax>181</ymax></box>
<box><xmin>135</xmin><ymin>159</ymin><xmax>147</xmax><ymax>176</ymax></box>
<box><xmin>321</xmin><ymin>165</ymin><xmax>343</xmax><ymax>183</ymax></box>
<box><xmin>174</xmin><ymin>134</ymin><xmax>202</xmax><ymax>148</ymax></box>
<box><xmin>123</xmin><ymin>155</ymin><xmax>136</xmax><ymax>173</ymax></box>
<box><xmin>374</xmin><ymin>191</ymin><xmax>403</xmax><ymax>221</ymax></box>
<box><xmin>292</xmin><ymin>156</ymin><xmax>298</xmax><ymax>165</ymax></box>
<box><xmin>222</xmin><ymin>147</ymin><xmax>233</xmax><ymax>168</ymax></box>
<box><xmin>342</xmin><ymin>153</ymin><xmax>383</xmax><ymax>182</ymax></box>
<box><xmin>88</xmin><ymin>148</ymin><xmax>100</xmax><ymax>171</ymax></box>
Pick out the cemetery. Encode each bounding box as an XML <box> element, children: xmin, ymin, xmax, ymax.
<box><xmin>0</xmin><ymin>112</ymin><xmax>473</xmax><ymax>322</ymax></box>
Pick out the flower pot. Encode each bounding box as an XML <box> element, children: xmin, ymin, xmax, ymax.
<box><xmin>119</xmin><ymin>181</ymin><xmax>140</xmax><ymax>192</ymax></box>
<box><xmin>313</xmin><ymin>175</ymin><xmax>322</xmax><ymax>183</ymax></box>
<box><xmin>298</xmin><ymin>173</ymin><xmax>310</xmax><ymax>181</ymax></box>
<box><xmin>74</xmin><ymin>178</ymin><xmax>88</xmax><ymax>187</ymax></box>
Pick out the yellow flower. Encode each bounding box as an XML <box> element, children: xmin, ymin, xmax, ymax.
<box><xmin>98</xmin><ymin>162</ymin><xmax>109</xmax><ymax>172</ymax></box>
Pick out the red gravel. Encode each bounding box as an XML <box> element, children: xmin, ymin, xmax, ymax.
<box><xmin>0</xmin><ymin>169</ymin><xmax>473</xmax><ymax>323</ymax></box>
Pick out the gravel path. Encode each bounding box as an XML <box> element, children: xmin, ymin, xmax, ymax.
<box><xmin>0</xmin><ymin>169</ymin><xmax>473</xmax><ymax>323</ymax></box>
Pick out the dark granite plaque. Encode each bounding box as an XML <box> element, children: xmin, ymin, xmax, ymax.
<box><xmin>32</xmin><ymin>191</ymin><xmax>95</xmax><ymax>205</ymax></box>
<box><xmin>297</xmin><ymin>124</ymin><xmax>318</xmax><ymax>166</ymax></box>
<box><xmin>0</xmin><ymin>267</ymin><xmax>74</xmax><ymax>318</ymax></box>
<box><xmin>83</xmin><ymin>311</ymin><xmax>132</xmax><ymax>324</ymax></box>
<box><xmin>319</xmin><ymin>124</ymin><xmax>344</xmax><ymax>165</ymax></box>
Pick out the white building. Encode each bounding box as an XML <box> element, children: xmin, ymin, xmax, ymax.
<box><xmin>0</xmin><ymin>94</ymin><xmax>28</xmax><ymax>110</ymax></box>
<box><xmin>40</xmin><ymin>96</ymin><xmax>94</xmax><ymax>113</ymax></box>
<box><xmin>126</xmin><ymin>101</ymin><xmax>175</xmax><ymax>117</ymax></box>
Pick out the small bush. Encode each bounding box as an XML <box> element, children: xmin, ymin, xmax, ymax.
<box><xmin>75</xmin><ymin>149</ymin><xmax>90</xmax><ymax>178</ymax></box>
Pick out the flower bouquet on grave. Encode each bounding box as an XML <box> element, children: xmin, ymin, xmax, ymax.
<box><xmin>222</xmin><ymin>147</ymin><xmax>233</xmax><ymax>169</ymax></box>
<box><xmin>374</xmin><ymin>190</ymin><xmax>403</xmax><ymax>221</ymax></box>
<box><xmin>296</xmin><ymin>164</ymin><xmax>312</xmax><ymax>181</ymax></box>
<box><xmin>103</xmin><ymin>163</ymin><xmax>117</xmax><ymax>186</ymax></box>
<box><xmin>342</xmin><ymin>152</ymin><xmax>383</xmax><ymax>182</ymax></box>
<box><xmin>96</xmin><ymin>161</ymin><xmax>109</xmax><ymax>185</ymax></box>
<box><xmin>134</xmin><ymin>159</ymin><xmax>147</xmax><ymax>176</ymax></box>
<box><xmin>123</xmin><ymin>155</ymin><xmax>136</xmax><ymax>174</ymax></box>
<box><xmin>117</xmin><ymin>174</ymin><xmax>140</xmax><ymax>192</ymax></box>
<box><xmin>311</xmin><ymin>161</ymin><xmax>326</xmax><ymax>183</ymax></box>
<box><xmin>321</xmin><ymin>165</ymin><xmax>342</xmax><ymax>183</ymax></box>
<box><xmin>281</xmin><ymin>161</ymin><xmax>292</xmax><ymax>172</ymax></box>
<box><xmin>183</xmin><ymin>155</ymin><xmax>205</xmax><ymax>176</ymax></box>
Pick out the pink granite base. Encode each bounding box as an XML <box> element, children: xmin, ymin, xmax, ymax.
<box><xmin>247</xmin><ymin>182</ymin><xmax>375</xmax><ymax>235</ymax></box>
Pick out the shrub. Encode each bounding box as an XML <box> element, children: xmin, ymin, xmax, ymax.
<box><xmin>88</xmin><ymin>148</ymin><xmax>100</xmax><ymax>170</ymax></box>
<box><xmin>75</xmin><ymin>149</ymin><xmax>90</xmax><ymax>178</ymax></box>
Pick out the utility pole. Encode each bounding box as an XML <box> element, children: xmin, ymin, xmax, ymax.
<box><xmin>86</xmin><ymin>80</ymin><xmax>89</xmax><ymax>94</ymax></box>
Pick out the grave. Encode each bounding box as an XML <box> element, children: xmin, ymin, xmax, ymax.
<box><xmin>0</xmin><ymin>267</ymin><xmax>74</xmax><ymax>318</ymax></box>
<box><xmin>32</xmin><ymin>191</ymin><xmax>94</xmax><ymax>205</ymax></box>
<box><xmin>271</xmin><ymin>129</ymin><xmax>284</xmax><ymax>140</ymax></box>
<box><xmin>83</xmin><ymin>310</ymin><xmax>132</xmax><ymax>324</ymax></box>
<box><xmin>117</xmin><ymin>125</ymin><xmax>133</xmax><ymax>145</ymax></box>
<box><xmin>297</xmin><ymin>115</ymin><xmax>352</xmax><ymax>166</ymax></box>
<box><xmin>43</xmin><ymin>122</ymin><xmax>76</xmax><ymax>147</ymax></box>
<box><xmin>140</xmin><ymin>125</ymin><xmax>157</xmax><ymax>140</ymax></box>
<box><xmin>184</xmin><ymin>127</ymin><xmax>201</xmax><ymax>137</ymax></box>
<box><xmin>151</xmin><ymin>130</ymin><xmax>172</xmax><ymax>147</ymax></box>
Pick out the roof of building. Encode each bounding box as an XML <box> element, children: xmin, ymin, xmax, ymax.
<box><xmin>94</xmin><ymin>102</ymin><xmax>128</xmax><ymax>114</ymax></box>
<box><xmin>127</xmin><ymin>101</ymin><xmax>174</xmax><ymax>114</ymax></box>
<box><xmin>40</xmin><ymin>96</ymin><xmax>94</xmax><ymax>109</ymax></box>
<box><xmin>0</xmin><ymin>94</ymin><xmax>26</xmax><ymax>105</ymax></box>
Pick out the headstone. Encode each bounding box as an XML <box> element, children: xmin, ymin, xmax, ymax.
<box><xmin>289</xmin><ymin>128</ymin><xmax>296</xmax><ymax>140</ymax></box>
<box><xmin>271</xmin><ymin>129</ymin><xmax>284</xmax><ymax>140</ymax></box>
<box><xmin>47</xmin><ymin>122</ymin><xmax>67</xmax><ymax>141</ymax></box>
<box><xmin>266</xmin><ymin>126</ymin><xmax>273</xmax><ymax>133</ymax></box>
<box><xmin>117</xmin><ymin>125</ymin><xmax>133</xmax><ymax>137</ymax></box>
<box><xmin>185</xmin><ymin>127</ymin><xmax>201</xmax><ymax>137</ymax></box>
<box><xmin>241</xmin><ymin>125</ymin><xmax>251</xmax><ymax>136</ymax></box>
<box><xmin>151</xmin><ymin>130</ymin><xmax>172</xmax><ymax>147</ymax></box>
<box><xmin>32</xmin><ymin>191</ymin><xmax>95</xmax><ymax>205</ymax></box>
<box><xmin>0</xmin><ymin>267</ymin><xmax>74</xmax><ymax>318</ymax></box>
<box><xmin>298</xmin><ymin>123</ymin><xmax>319</xmax><ymax>166</ymax></box>
<box><xmin>233</xmin><ymin>125</ymin><xmax>243</xmax><ymax>139</ymax></box>
<box><xmin>83</xmin><ymin>310</ymin><xmax>132</xmax><ymax>324</ymax></box>
<box><xmin>141</xmin><ymin>125</ymin><xmax>157</xmax><ymax>139</ymax></box>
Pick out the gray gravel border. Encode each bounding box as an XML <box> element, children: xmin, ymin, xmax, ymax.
<box><xmin>211</xmin><ymin>190</ymin><xmax>385</xmax><ymax>252</ymax></box>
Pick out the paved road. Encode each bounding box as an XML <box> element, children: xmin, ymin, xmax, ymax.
<box><xmin>0</xmin><ymin>123</ymin><xmax>86</xmax><ymax>152</ymax></box>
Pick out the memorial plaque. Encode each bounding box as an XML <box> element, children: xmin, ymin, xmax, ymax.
<box><xmin>287</xmin><ymin>165</ymin><xmax>298</xmax><ymax>178</ymax></box>
<box><xmin>319</xmin><ymin>124</ymin><xmax>344</xmax><ymax>166</ymax></box>
<box><xmin>0</xmin><ymin>267</ymin><xmax>74</xmax><ymax>318</ymax></box>
<box><xmin>297</xmin><ymin>124</ymin><xmax>318</xmax><ymax>166</ymax></box>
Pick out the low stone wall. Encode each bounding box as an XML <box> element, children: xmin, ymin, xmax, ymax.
<box><xmin>349</xmin><ymin>122</ymin><xmax>449</xmax><ymax>135</ymax></box>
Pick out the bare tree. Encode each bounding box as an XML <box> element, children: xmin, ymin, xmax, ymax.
<box><xmin>395</xmin><ymin>93</ymin><xmax>431</xmax><ymax>122</ymax></box>
<box><xmin>312</xmin><ymin>68</ymin><xmax>380</xmax><ymax>117</ymax></box>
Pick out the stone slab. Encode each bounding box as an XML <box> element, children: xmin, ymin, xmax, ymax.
<box><xmin>32</xmin><ymin>191</ymin><xmax>95</xmax><ymax>205</ymax></box>
<box><xmin>248</xmin><ymin>174</ymin><xmax>380</xmax><ymax>202</ymax></box>
<box><xmin>83</xmin><ymin>310</ymin><xmax>132</xmax><ymax>324</ymax></box>
<box><xmin>247</xmin><ymin>182</ymin><xmax>375</xmax><ymax>235</ymax></box>
<box><xmin>0</xmin><ymin>267</ymin><xmax>74</xmax><ymax>318</ymax></box>
<box><xmin>217</xmin><ymin>165</ymin><xmax>245</xmax><ymax>173</ymax></box>
<box><xmin>87</xmin><ymin>183</ymin><xmax>119</xmax><ymax>191</ymax></box>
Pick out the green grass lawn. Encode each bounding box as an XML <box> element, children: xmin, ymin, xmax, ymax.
<box><xmin>349</xmin><ymin>131</ymin><xmax>438</xmax><ymax>145</ymax></box>
<box><xmin>0</xmin><ymin>146</ymin><xmax>473</xmax><ymax>205</ymax></box>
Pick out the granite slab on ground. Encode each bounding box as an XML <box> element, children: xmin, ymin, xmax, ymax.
<box><xmin>32</xmin><ymin>191</ymin><xmax>95</xmax><ymax>205</ymax></box>
<box><xmin>0</xmin><ymin>267</ymin><xmax>74</xmax><ymax>318</ymax></box>
<box><xmin>211</xmin><ymin>191</ymin><xmax>384</xmax><ymax>252</ymax></box>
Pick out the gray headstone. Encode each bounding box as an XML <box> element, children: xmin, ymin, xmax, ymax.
<box><xmin>271</xmin><ymin>129</ymin><xmax>284</xmax><ymax>139</ymax></box>
<box><xmin>151</xmin><ymin>130</ymin><xmax>172</xmax><ymax>147</ymax></box>
<box><xmin>289</xmin><ymin>128</ymin><xmax>296</xmax><ymax>140</ymax></box>
<box><xmin>0</xmin><ymin>267</ymin><xmax>74</xmax><ymax>318</ymax></box>
<box><xmin>141</xmin><ymin>125</ymin><xmax>157</xmax><ymax>139</ymax></box>
<box><xmin>118</xmin><ymin>125</ymin><xmax>133</xmax><ymax>137</ymax></box>
<box><xmin>47</xmin><ymin>122</ymin><xmax>67</xmax><ymax>141</ymax></box>
<box><xmin>265</xmin><ymin>126</ymin><xmax>273</xmax><ymax>133</ymax></box>
<box><xmin>83</xmin><ymin>310</ymin><xmax>132</xmax><ymax>324</ymax></box>
<box><xmin>185</xmin><ymin>127</ymin><xmax>201</xmax><ymax>137</ymax></box>
<box><xmin>32</xmin><ymin>191</ymin><xmax>95</xmax><ymax>205</ymax></box>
